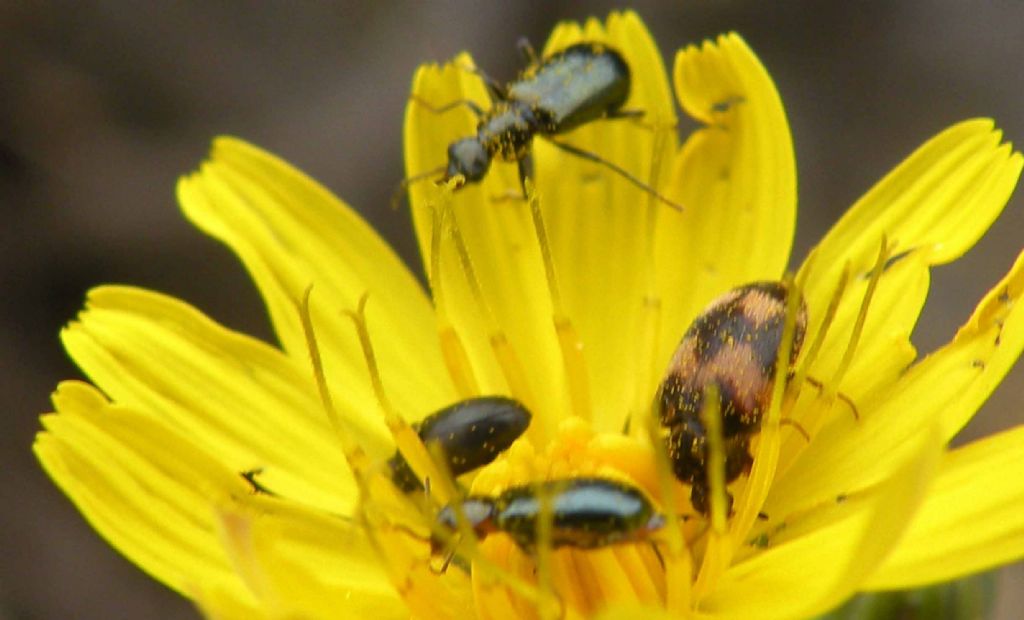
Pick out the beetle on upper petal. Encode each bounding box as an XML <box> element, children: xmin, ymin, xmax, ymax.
<box><xmin>401</xmin><ymin>41</ymin><xmax>680</xmax><ymax>210</ymax></box>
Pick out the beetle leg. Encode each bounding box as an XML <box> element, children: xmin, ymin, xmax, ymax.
<box><xmin>409</xmin><ymin>93</ymin><xmax>485</xmax><ymax>118</ymax></box>
<box><xmin>454</xmin><ymin>63</ymin><xmax>508</xmax><ymax>103</ymax></box>
<box><xmin>543</xmin><ymin>138</ymin><xmax>683</xmax><ymax>211</ymax></box>
<box><xmin>517</xmin><ymin>152</ymin><xmax>535</xmax><ymax>199</ymax></box>
<box><xmin>516</xmin><ymin>37</ymin><xmax>539</xmax><ymax>66</ymax></box>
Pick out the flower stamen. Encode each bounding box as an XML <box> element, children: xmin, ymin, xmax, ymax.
<box><xmin>628</xmin><ymin>294</ymin><xmax>662</xmax><ymax>435</ymax></box>
<box><xmin>732</xmin><ymin>272</ymin><xmax>804</xmax><ymax>533</ymax></box>
<box><xmin>439</xmin><ymin>326</ymin><xmax>481</xmax><ymax>398</ymax></box>
<box><xmin>343</xmin><ymin>293</ymin><xmax>461</xmax><ymax>505</ymax></box>
<box><xmin>474</xmin><ymin>545</ymin><xmax>564</xmax><ymax>620</ymax></box>
<box><xmin>829</xmin><ymin>236</ymin><xmax>892</xmax><ymax>391</ymax></box>
<box><xmin>779</xmin><ymin>252</ymin><xmax>862</xmax><ymax>472</ymax></box>
<box><xmin>297</xmin><ymin>289</ymin><xmax>436</xmax><ymax>601</ymax></box>
<box><xmin>344</xmin><ymin>294</ymin><xmax>396</xmax><ymax>419</ymax></box>
<box><xmin>613</xmin><ymin>544</ymin><xmax>665</xmax><ymax>605</ymax></box>
<box><xmin>793</xmin><ymin>262</ymin><xmax>850</xmax><ymax>389</ymax></box>
<box><xmin>692</xmin><ymin>384</ymin><xmax>734</xmax><ymax>603</ymax></box>
<box><xmin>297</xmin><ymin>287</ymin><xmax>368</xmax><ymax>470</ymax></box>
<box><xmin>429</xmin><ymin>201</ymin><xmax>482</xmax><ymax>398</ymax></box>
<box><xmin>530</xmin><ymin>478</ymin><xmax>557</xmax><ymax>618</ymax></box>
<box><xmin>702</xmin><ymin>385</ymin><xmax>729</xmax><ymax>534</ymax></box>
<box><xmin>445</xmin><ymin>203</ymin><xmax>538</xmax><ymax>417</ymax></box>
<box><xmin>642</xmin><ymin>400</ymin><xmax>686</xmax><ymax>553</ymax></box>
<box><xmin>628</xmin><ymin>125</ymin><xmax>673</xmax><ymax>434</ymax></box>
<box><xmin>526</xmin><ymin>183</ymin><xmax>592</xmax><ymax>422</ymax></box>
<box><xmin>301</xmin><ymin>285</ymin><xmax>476</xmax><ymax>616</ymax></box>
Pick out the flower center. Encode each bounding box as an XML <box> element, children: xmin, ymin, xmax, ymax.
<box><xmin>437</xmin><ymin>418</ymin><xmax>675</xmax><ymax>619</ymax></box>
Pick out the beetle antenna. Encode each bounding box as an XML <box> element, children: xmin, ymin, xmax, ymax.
<box><xmin>391</xmin><ymin>165</ymin><xmax>446</xmax><ymax>210</ymax></box>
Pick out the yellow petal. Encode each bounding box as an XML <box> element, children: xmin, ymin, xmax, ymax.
<box><xmin>404</xmin><ymin>52</ymin><xmax>508</xmax><ymax>240</ymax></box>
<box><xmin>192</xmin><ymin>586</ymin><xmax>266</xmax><ymax>620</ymax></box>
<box><xmin>34</xmin><ymin>382</ymin><xmax>260</xmax><ymax>612</ymax></box>
<box><xmin>776</xmin><ymin>249</ymin><xmax>929</xmax><ymax>475</ymax></box>
<box><xmin>702</xmin><ymin>424</ymin><xmax>941</xmax><ymax>619</ymax></box>
<box><xmin>769</xmin><ymin>248</ymin><xmax>1024</xmax><ymax>515</ymax></box>
<box><xmin>593</xmin><ymin>604</ymin><xmax>677</xmax><ymax>620</ymax></box>
<box><xmin>801</xmin><ymin>246</ymin><xmax>929</xmax><ymax>396</ymax></box>
<box><xmin>61</xmin><ymin>286</ymin><xmax>364</xmax><ymax>513</ymax></box>
<box><xmin>799</xmin><ymin>121</ymin><xmax>1023</xmax><ymax>370</ymax></box>
<box><xmin>534</xmin><ymin>11</ymin><xmax>679</xmax><ymax>432</ymax></box>
<box><xmin>179</xmin><ymin>136</ymin><xmax>455</xmax><ymax>424</ymax></box>
<box><xmin>402</xmin><ymin>50</ymin><xmax>538</xmax><ymax>408</ymax></box>
<box><xmin>405</xmin><ymin>54</ymin><xmax>564</xmax><ymax>431</ymax></box>
<box><xmin>654</xmin><ymin>33</ymin><xmax>796</xmax><ymax>378</ymax></box>
<box><xmin>864</xmin><ymin>424</ymin><xmax>1024</xmax><ymax>589</ymax></box>
<box><xmin>404</xmin><ymin>12</ymin><xmax>677</xmax><ymax>432</ymax></box>
<box><xmin>38</xmin><ymin>380</ymin><xmax>407</xmax><ymax>619</ymax></box>
<box><xmin>214</xmin><ymin>494</ymin><xmax>406</xmax><ymax>619</ymax></box>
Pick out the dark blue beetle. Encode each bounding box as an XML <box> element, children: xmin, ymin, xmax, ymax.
<box><xmin>433</xmin><ymin>477</ymin><xmax>665</xmax><ymax>554</ymax></box>
<box><xmin>387</xmin><ymin>396</ymin><xmax>531</xmax><ymax>493</ymax></box>
<box><xmin>407</xmin><ymin>42</ymin><xmax>680</xmax><ymax>209</ymax></box>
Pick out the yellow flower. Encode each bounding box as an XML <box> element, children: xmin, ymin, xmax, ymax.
<box><xmin>35</xmin><ymin>10</ymin><xmax>1024</xmax><ymax>620</ymax></box>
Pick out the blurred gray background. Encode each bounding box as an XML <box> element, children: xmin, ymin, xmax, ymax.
<box><xmin>2</xmin><ymin>2</ymin><xmax>1022</xmax><ymax>618</ymax></box>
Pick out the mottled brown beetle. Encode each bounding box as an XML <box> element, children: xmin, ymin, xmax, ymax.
<box><xmin>657</xmin><ymin>281</ymin><xmax>807</xmax><ymax>515</ymax></box>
